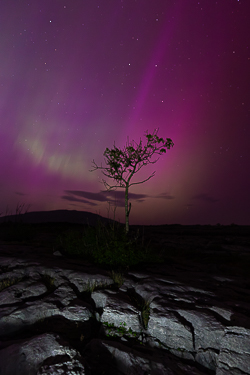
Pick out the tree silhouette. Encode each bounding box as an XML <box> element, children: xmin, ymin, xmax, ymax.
<box><xmin>90</xmin><ymin>129</ymin><xmax>174</xmax><ymax>233</ymax></box>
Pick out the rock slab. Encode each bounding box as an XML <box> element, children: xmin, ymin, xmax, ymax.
<box><xmin>0</xmin><ymin>247</ymin><xmax>250</xmax><ymax>374</ymax></box>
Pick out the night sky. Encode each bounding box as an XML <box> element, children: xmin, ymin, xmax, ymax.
<box><xmin>1</xmin><ymin>0</ymin><xmax>249</xmax><ymax>226</ymax></box>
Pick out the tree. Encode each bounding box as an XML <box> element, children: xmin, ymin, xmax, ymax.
<box><xmin>90</xmin><ymin>128</ymin><xmax>174</xmax><ymax>234</ymax></box>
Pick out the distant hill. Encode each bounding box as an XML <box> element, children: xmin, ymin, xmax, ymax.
<box><xmin>0</xmin><ymin>209</ymin><xmax>118</xmax><ymax>226</ymax></box>
<box><xmin>0</xmin><ymin>210</ymin><xmax>249</xmax><ymax>236</ymax></box>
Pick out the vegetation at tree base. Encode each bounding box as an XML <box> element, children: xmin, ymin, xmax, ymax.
<box><xmin>58</xmin><ymin>217</ymin><xmax>163</xmax><ymax>270</ymax></box>
<box><xmin>90</xmin><ymin>128</ymin><xmax>174</xmax><ymax>233</ymax></box>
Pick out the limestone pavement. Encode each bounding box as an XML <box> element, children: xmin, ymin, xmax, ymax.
<box><xmin>0</xmin><ymin>241</ymin><xmax>250</xmax><ymax>374</ymax></box>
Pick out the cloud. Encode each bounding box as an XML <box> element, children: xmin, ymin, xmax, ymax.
<box><xmin>64</xmin><ymin>190</ymin><xmax>108</xmax><ymax>202</ymax></box>
<box><xmin>62</xmin><ymin>190</ymin><xmax>123</xmax><ymax>208</ymax></box>
<box><xmin>135</xmin><ymin>199</ymin><xmax>146</xmax><ymax>203</ymax></box>
<box><xmin>101</xmin><ymin>190</ymin><xmax>148</xmax><ymax>201</ymax></box>
<box><xmin>63</xmin><ymin>189</ymin><xmax>148</xmax><ymax>208</ymax></box>
<box><xmin>192</xmin><ymin>194</ymin><xmax>218</xmax><ymax>203</ymax></box>
<box><xmin>61</xmin><ymin>194</ymin><xmax>97</xmax><ymax>206</ymax></box>
<box><xmin>15</xmin><ymin>192</ymin><xmax>27</xmax><ymax>196</ymax></box>
<box><xmin>157</xmin><ymin>193</ymin><xmax>175</xmax><ymax>200</ymax></box>
<box><xmin>62</xmin><ymin>190</ymin><xmax>175</xmax><ymax>208</ymax></box>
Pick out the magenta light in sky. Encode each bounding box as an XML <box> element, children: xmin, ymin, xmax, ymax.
<box><xmin>0</xmin><ymin>0</ymin><xmax>249</xmax><ymax>225</ymax></box>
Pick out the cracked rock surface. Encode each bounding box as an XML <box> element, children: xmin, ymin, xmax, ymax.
<box><xmin>0</xmin><ymin>224</ymin><xmax>250</xmax><ymax>374</ymax></box>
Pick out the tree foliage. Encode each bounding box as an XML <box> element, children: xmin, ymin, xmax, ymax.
<box><xmin>91</xmin><ymin>128</ymin><xmax>174</xmax><ymax>233</ymax></box>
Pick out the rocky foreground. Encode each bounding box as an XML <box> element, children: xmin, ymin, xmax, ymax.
<box><xmin>0</xmin><ymin>223</ymin><xmax>249</xmax><ymax>374</ymax></box>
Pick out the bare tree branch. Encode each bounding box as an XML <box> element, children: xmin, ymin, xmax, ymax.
<box><xmin>90</xmin><ymin>128</ymin><xmax>174</xmax><ymax>233</ymax></box>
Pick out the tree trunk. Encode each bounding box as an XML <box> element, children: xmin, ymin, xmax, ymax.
<box><xmin>125</xmin><ymin>183</ymin><xmax>130</xmax><ymax>234</ymax></box>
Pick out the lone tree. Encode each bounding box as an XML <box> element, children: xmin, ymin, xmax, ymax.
<box><xmin>90</xmin><ymin>129</ymin><xmax>174</xmax><ymax>234</ymax></box>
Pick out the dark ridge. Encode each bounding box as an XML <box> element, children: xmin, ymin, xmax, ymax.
<box><xmin>0</xmin><ymin>209</ymin><xmax>118</xmax><ymax>227</ymax></box>
<box><xmin>0</xmin><ymin>209</ymin><xmax>249</xmax><ymax>236</ymax></box>
<box><xmin>130</xmin><ymin>223</ymin><xmax>250</xmax><ymax>236</ymax></box>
